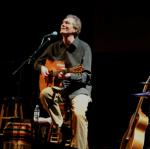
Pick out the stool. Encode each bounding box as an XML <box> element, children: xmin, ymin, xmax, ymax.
<box><xmin>0</xmin><ymin>96</ymin><xmax>23</xmax><ymax>132</ymax></box>
<box><xmin>34</xmin><ymin>86</ymin><xmax>72</xmax><ymax>146</ymax></box>
<box><xmin>48</xmin><ymin>102</ymin><xmax>72</xmax><ymax>147</ymax></box>
<box><xmin>43</xmin><ymin>86</ymin><xmax>73</xmax><ymax>146</ymax></box>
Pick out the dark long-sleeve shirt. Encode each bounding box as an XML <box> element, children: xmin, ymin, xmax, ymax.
<box><xmin>34</xmin><ymin>37</ymin><xmax>92</xmax><ymax>99</ymax></box>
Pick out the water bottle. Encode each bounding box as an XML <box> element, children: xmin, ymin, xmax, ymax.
<box><xmin>33</xmin><ymin>104</ymin><xmax>40</xmax><ymax>121</ymax></box>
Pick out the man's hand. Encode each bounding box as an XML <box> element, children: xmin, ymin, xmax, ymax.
<box><xmin>41</xmin><ymin>66</ymin><xmax>49</xmax><ymax>76</ymax></box>
<box><xmin>64</xmin><ymin>73</ymin><xmax>71</xmax><ymax>78</ymax></box>
<box><xmin>57</xmin><ymin>72</ymin><xmax>71</xmax><ymax>79</ymax></box>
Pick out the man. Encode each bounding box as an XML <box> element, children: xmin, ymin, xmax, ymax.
<box><xmin>34</xmin><ymin>14</ymin><xmax>92</xmax><ymax>149</ymax></box>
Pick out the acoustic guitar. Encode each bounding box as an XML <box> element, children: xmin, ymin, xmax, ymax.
<box><xmin>120</xmin><ymin>76</ymin><xmax>150</xmax><ymax>149</ymax></box>
<box><xmin>39</xmin><ymin>59</ymin><xmax>84</xmax><ymax>91</ymax></box>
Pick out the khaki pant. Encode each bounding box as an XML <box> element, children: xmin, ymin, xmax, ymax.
<box><xmin>40</xmin><ymin>87</ymin><xmax>91</xmax><ymax>149</ymax></box>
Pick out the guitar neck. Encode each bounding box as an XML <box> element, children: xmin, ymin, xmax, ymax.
<box><xmin>49</xmin><ymin>64</ymin><xmax>83</xmax><ymax>76</ymax></box>
<box><xmin>128</xmin><ymin>76</ymin><xmax>150</xmax><ymax>130</ymax></box>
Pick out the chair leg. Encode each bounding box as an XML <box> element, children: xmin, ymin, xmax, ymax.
<box><xmin>48</xmin><ymin>123</ymin><xmax>62</xmax><ymax>144</ymax></box>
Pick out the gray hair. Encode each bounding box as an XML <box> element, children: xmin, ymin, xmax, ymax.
<box><xmin>65</xmin><ymin>14</ymin><xmax>82</xmax><ymax>35</ymax></box>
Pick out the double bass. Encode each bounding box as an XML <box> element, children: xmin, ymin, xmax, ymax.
<box><xmin>120</xmin><ymin>76</ymin><xmax>150</xmax><ymax>149</ymax></box>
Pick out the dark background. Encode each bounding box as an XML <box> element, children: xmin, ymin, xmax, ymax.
<box><xmin>0</xmin><ymin>0</ymin><xmax>150</xmax><ymax>148</ymax></box>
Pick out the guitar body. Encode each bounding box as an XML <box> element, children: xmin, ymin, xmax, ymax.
<box><xmin>39</xmin><ymin>59</ymin><xmax>83</xmax><ymax>91</ymax></box>
<box><xmin>120</xmin><ymin>76</ymin><xmax>150</xmax><ymax>149</ymax></box>
<box><xmin>120</xmin><ymin>110</ymin><xmax>148</xmax><ymax>149</ymax></box>
<box><xmin>39</xmin><ymin>59</ymin><xmax>65</xmax><ymax>91</ymax></box>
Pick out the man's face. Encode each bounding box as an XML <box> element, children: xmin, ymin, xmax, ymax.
<box><xmin>60</xmin><ymin>17</ymin><xmax>77</xmax><ymax>35</ymax></box>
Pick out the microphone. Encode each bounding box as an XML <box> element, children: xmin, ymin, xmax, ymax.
<box><xmin>44</xmin><ymin>31</ymin><xmax>58</xmax><ymax>38</ymax></box>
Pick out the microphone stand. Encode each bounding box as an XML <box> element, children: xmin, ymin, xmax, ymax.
<box><xmin>11</xmin><ymin>36</ymin><xmax>51</xmax><ymax>99</ymax></box>
<box><xmin>12</xmin><ymin>37</ymin><xmax>51</xmax><ymax>76</ymax></box>
<box><xmin>12</xmin><ymin>37</ymin><xmax>51</xmax><ymax>92</ymax></box>
<box><xmin>10</xmin><ymin>36</ymin><xmax>52</xmax><ymax>120</ymax></box>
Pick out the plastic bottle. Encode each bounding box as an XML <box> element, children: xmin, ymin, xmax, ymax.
<box><xmin>33</xmin><ymin>104</ymin><xmax>40</xmax><ymax>121</ymax></box>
